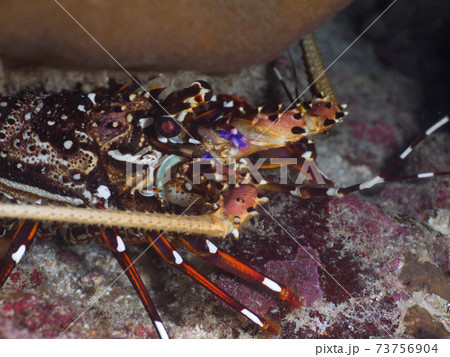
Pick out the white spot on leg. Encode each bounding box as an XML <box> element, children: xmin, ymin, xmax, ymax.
<box><xmin>11</xmin><ymin>245</ymin><xmax>26</xmax><ymax>263</ymax></box>
<box><xmin>417</xmin><ymin>172</ymin><xmax>434</xmax><ymax>178</ymax></box>
<box><xmin>399</xmin><ymin>146</ymin><xmax>413</xmax><ymax>159</ymax></box>
<box><xmin>262</xmin><ymin>278</ymin><xmax>282</xmax><ymax>292</ymax></box>
<box><xmin>326</xmin><ymin>188</ymin><xmax>343</xmax><ymax>197</ymax></box>
<box><xmin>425</xmin><ymin>116</ymin><xmax>449</xmax><ymax>136</ymax></box>
<box><xmin>172</xmin><ymin>251</ymin><xmax>183</xmax><ymax>264</ymax></box>
<box><xmin>205</xmin><ymin>240</ymin><xmax>218</xmax><ymax>254</ymax></box>
<box><xmin>241</xmin><ymin>308</ymin><xmax>263</xmax><ymax>327</ymax></box>
<box><xmin>359</xmin><ymin>176</ymin><xmax>384</xmax><ymax>190</ymax></box>
<box><xmin>116</xmin><ymin>235</ymin><xmax>126</xmax><ymax>252</ymax></box>
<box><xmin>77</xmin><ymin>105</ymin><xmax>86</xmax><ymax>112</ymax></box>
<box><xmin>155</xmin><ymin>321</ymin><xmax>169</xmax><ymax>339</ymax></box>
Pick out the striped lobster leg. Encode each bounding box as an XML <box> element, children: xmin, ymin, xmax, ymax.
<box><xmin>0</xmin><ymin>220</ymin><xmax>39</xmax><ymax>287</ymax></box>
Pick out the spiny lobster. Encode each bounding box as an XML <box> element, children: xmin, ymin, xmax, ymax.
<box><xmin>0</xmin><ymin>29</ymin><xmax>448</xmax><ymax>338</ymax></box>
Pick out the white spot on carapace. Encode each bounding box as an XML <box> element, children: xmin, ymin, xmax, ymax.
<box><xmin>176</xmin><ymin>110</ymin><xmax>188</xmax><ymax>123</ymax></box>
<box><xmin>0</xmin><ymin>102</ymin><xmax>7</xmax><ymax>107</ymax></box>
<box><xmin>155</xmin><ymin>321</ymin><xmax>169</xmax><ymax>339</ymax></box>
<box><xmin>231</xmin><ymin>228</ymin><xmax>239</xmax><ymax>239</ymax></box>
<box><xmin>262</xmin><ymin>278</ymin><xmax>282</xmax><ymax>292</ymax></box>
<box><xmin>17</xmin><ymin>163</ymin><xmax>23</xmax><ymax>169</ymax></box>
<box><xmin>139</xmin><ymin>117</ymin><xmax>154</xmax><ymax>128</ymax></box>
<box><xmin>126</xmin><ymin>114</ymin><xmax>133</xmax><ymax>123</ymax></box>
<box><xmin>158</xmin><ymin>136</ymin><xmax>168</xmax><ymax>143</ymax></box>
<box><xmin>47</xmin><ymin>121</ymin><xmax>55</xmax><ymax>126</ymax></box>
<box><xmin>24</xmin><ymin>113</ymin><xmax>31</xmax><ymax>120</ymax></box>
<box><xmin>77</xmin><ymin>105</ymin><xmax>86</xmax><ymax>112</ymax></box>
<box><xmin>11</xmin><ymin>245</ymin><xmax>26</xmax><ymax>263</ymax></box>
<box><xmin>188</xmin><ymin>138</ymin><xmax>201</xmax><ymax>144</ymax></box>
<box><xmin>185</xmin><ymin>182</ymin><xmax>192</xmax><ymax>191</ymax></box>
<box><xmin>129</xmin><ymin>94</ymin><xmax>137</xmax><ymax>101</ymax></box>
<box><xmin>88</xmin><ymin>93</ymin><xmax>96</xmax><ymax>105</ymax></box>
<box><xmin>223</xmin><ymin>101</ymin><xmax>233</xmax><ymax>108</ymax></box>
<box><xmin>73</xmin><ymin>174</ymin><xmax>81</xmax><ymax>180</ymax></box>
<box><xmin>241</xmin><ymin>308</ymin><xmax>263</xmax><ymax>327</ymax></box>
<box><xmin>96</xmin><ymin>185</ymin><xmax>111</xmax><ymax>200</ymax></box>
<box><xmin>205</xmin><ymin>240</ymin><xmax>218</xmax><ymax>254</ymax></box>
<box><xmin>116</xmin><ymin>235</ymin><xmax>126</xmax><ymax>252</ymax></box>
<box><xmin>63</xmin><ymin>140</ymin><xmax>73</xmax><ymax>150</ymax></box>
<box><xmin>172</xmin><ymin>251</ymin><xmax>183</xmax><ymax>264</ymax></box>
<box><xmin>83</xmin><ymin>190</ymin><xmax>92</xmax><ymax>200</ymax></box>
<box><xmin>112</xmin><ymin>122</ymin><xmax>119</xmax><ymax>128</ymax></box>
<box><xmin>61</xmin><ymin>114</ymin><xmax>68</xmax><ymax>120</ymax></box>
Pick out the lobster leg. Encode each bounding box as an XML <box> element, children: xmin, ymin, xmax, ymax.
<box><xmin>145</xmin><ymin>232</ymin><xmax>278</xmax><ymax>334</ymax></box>
<box><xmin>0</xmin><ymin>220</ymin><xmax>39</xmax><ymax>287</ymax></box>
<box><xmin>174</xmin><ymin>234</ymin><xmax>302</xmax><ymax>307</ymax></box>
<box><xmin>256</xmin><ymin>141</ymin><xmax>334</xmax><ymax>186</ymax></box>
<box><xmin>98</xmin><ymin>227</ymin><xmax>169</xmax><ymax>339</ymax></box>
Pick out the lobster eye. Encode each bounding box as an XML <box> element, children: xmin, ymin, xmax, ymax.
<box><xmin>155</xmin><ymin>116</ymin><xmax>182</xmax><ymax>138</ymax></box>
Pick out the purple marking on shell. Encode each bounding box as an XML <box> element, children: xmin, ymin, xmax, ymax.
<box><xmin>219</xmin><ymin>127</ymin><xmax>248</xmax><ymax>150</ymax></box>
<box><xmin>201</xmin><ymin>152</ymin><xmax>213</xmax><ymax>159</ymax></box>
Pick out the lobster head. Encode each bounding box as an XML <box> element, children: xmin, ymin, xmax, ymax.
<box><xmin>193</xmin><ymin>92</ymin><xmax>347</xmax><ymax>159</ymax></box>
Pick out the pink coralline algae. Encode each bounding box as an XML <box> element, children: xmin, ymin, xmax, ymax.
<box><xmin>265</xmin><ymin>247</ymin><xmax>323</xmax><ymax>306</ymax></box>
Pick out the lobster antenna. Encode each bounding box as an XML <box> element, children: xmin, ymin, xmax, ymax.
<box><xmin>300</xmin><ymin>33</ymin><xmax>337</xmax><ymax>103</ymax></box>
<box><xmin>0</xmin><ymin>203</ymin><xmax>233</xmax><ymax>238</ymax></box>
<box><xmin>291</xmin><ymin>116</ymin><xmax>450</xmax><ymax>199</ymax></box>
<box><xmin>287</xmin><ymin>49</ymin><xmax>301</xmax><ymax>101</ymax></box>
<box><xmin>272</xmin><ymin>65</ymin><xmax>294</xmax><ymax>104</ymax></box>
